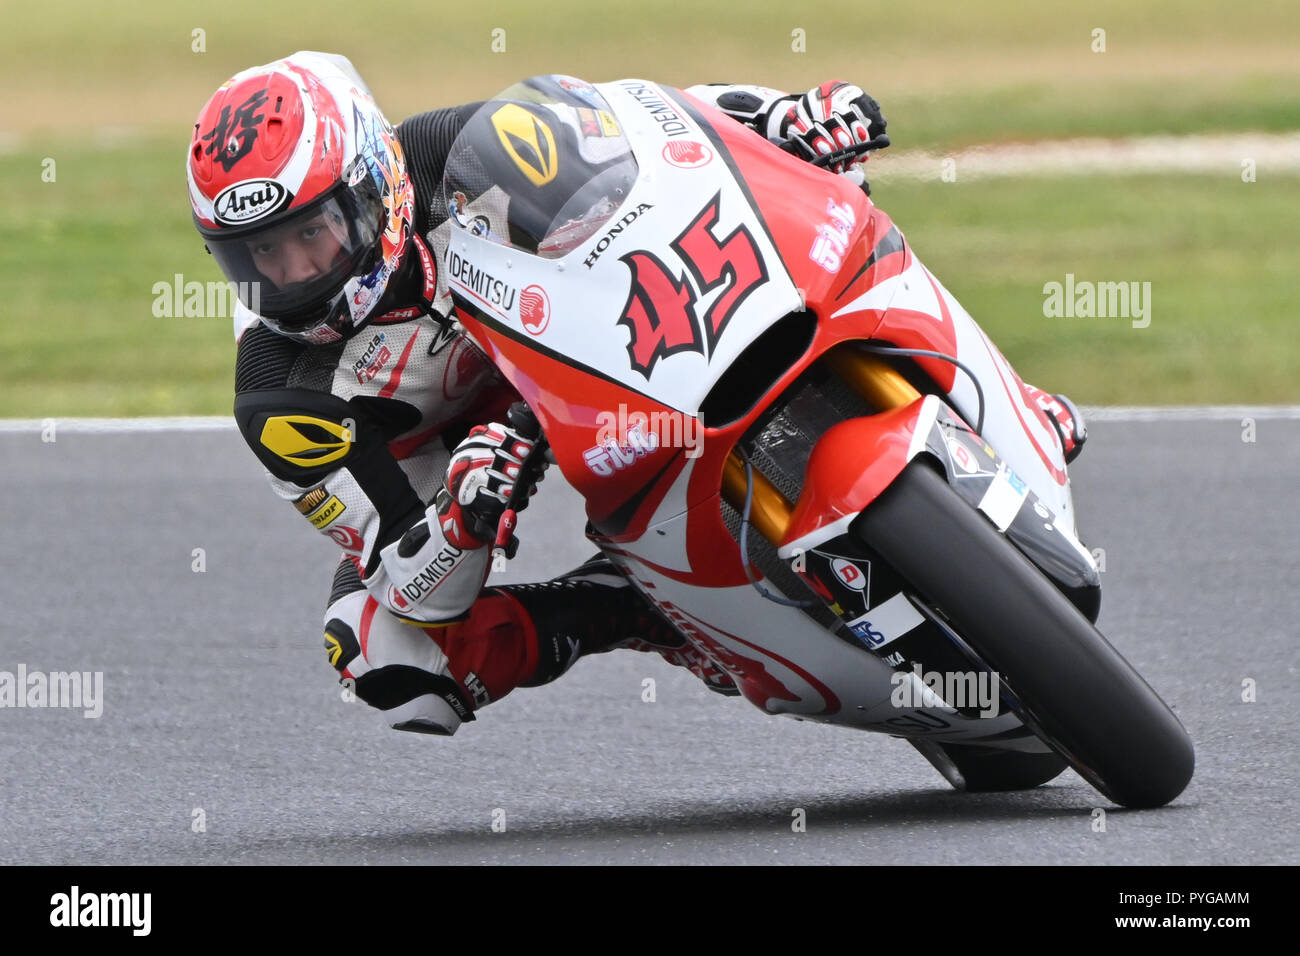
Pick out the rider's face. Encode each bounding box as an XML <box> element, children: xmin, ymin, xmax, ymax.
<box><xmin>245</xmin><ymin>214</ymin><xmax>346</xmax><ymax>288</ymax></box>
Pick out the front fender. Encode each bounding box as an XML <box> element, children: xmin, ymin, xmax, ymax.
<box><xmin>777</xmin><ymin>395</ymin><xmax>944</xmax><ymax>558</ymax></box>
<box><xmin>777</xmin><ymin>395</ymin><xmax>1101</xmax><ymax>621</ymax></box>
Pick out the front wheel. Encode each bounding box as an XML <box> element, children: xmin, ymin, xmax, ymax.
<box><xmin>854</xmin><ymin>463</ymin><xmax>1194</xmax><ymax>808</ymax></box>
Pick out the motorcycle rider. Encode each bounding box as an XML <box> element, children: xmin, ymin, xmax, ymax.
<box><xmin>188</xmin><ymin>52</ymin><xmax>1082</xmax><ymax>735</ymax></box>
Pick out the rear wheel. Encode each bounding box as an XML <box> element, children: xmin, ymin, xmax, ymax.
<box><xmin>854</xmin><ymin>463</ymin><xmax>1194</xmax><ymax>808</ymax></box>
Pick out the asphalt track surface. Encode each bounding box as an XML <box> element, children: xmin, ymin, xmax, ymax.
<box><xmin>1</xmin><ymin>418</ymin><xmax>1296</xmax><ymax>866</ymax></box>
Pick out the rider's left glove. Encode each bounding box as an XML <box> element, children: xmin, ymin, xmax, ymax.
<box><xmin>782</xmin><ymin>81</ymin><xmax>889</xmax><ymax>173</ymax></box>
<box><xmin>436</xmin><ymin>422</ymin><xmax>542</xmax><ymax>553</ymax></box>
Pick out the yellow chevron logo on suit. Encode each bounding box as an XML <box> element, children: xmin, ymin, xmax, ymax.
<box><xmin>259</xmin><ymin>415</ymin><xmax>353</xmax><ymax>468</ymax></box>
<box><xmin>490</xmin><ymin>104</ymin><xmax>558</xmax><ymax>187</ymax></box>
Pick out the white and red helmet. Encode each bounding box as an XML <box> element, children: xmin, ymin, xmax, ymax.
<box><xmin>187</xmin><ymin>51</ymin><xmax>414</xmax><ymax>343</ymax></box>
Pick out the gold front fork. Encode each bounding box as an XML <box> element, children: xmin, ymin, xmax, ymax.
<box><xmin>721</xmin><ymin>346</ymin><xmax>922</xmax><ymax>546</ymax></box>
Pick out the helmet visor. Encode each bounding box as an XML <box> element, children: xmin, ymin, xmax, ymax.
<box><xmin>202</xmin><ymin>177</ymin><xmax>384</xmax><ymax>331</ymax></box>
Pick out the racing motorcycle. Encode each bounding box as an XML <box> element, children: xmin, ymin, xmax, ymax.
<box><xmin>438</xmin><ymin>75</ymin><xmax>1194</xmax><ymax>808</ymax></box>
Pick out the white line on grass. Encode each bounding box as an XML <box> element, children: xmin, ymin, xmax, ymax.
<box><xmin>869</xmin><ymin>132</ymin><xmax>1300</xmax><ymax>181</ymax></box>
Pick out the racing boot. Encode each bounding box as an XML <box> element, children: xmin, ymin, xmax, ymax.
<box><xmin>505</xmin><ymin>556</ymin><xmax>740</xmax><ymax>696</ymax></box>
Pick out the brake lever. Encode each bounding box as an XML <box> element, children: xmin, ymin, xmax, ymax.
<box><xmin>810</xmin><ymin>133</ymin><xmax>892</xmax><ymax>169</ymax></box>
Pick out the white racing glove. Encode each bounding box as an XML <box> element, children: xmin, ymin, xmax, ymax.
<box><xmin>365</xmin><ymin>409</ymin><xmax>545</xmax><ymax>623</ymax></box>
<box><xmin>782</xmin><ymin>81</ymin><xmax>889</xmax><ymax>173</ymax></box>
<box><xmin>690</xmin><ymin>81</ymin><xmax>889</xmax><ymax>176</ymax></box>
<box><xmin>435</xmin><ymin>419</ymin><xmax>544</xmax><ymax>555</ymax></box>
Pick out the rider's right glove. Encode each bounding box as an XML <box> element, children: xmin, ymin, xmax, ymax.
<box><xmin>435</xmin><ymin>422</ymin><xmax>541</xmax><ymax>554</ymax></box>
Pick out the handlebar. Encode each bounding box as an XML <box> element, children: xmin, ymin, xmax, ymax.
<box><xmin>781</xmin><ymin>133</ymin><xmax>892</xmax><ymax>169</ymax></box>
<box><xmin>808</xmin><ymin>133</ymin><xmax>892</xmax><ymax>169</ymax></box>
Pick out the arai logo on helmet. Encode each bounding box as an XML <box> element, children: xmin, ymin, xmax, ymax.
<box><xmin>213</xmin><ymin>179</ymin><xmax>289</xmax><ymax>225</ymax></box>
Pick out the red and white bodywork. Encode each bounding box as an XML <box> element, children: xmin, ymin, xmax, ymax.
<box><xmin>441</xmin><ymin>76</ymin><xmax>1097</xmax><ymax>743</ymax></box>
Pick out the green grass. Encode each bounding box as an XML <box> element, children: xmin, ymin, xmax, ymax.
<box><xmin>0</xmin><ymin>141</ymin><xmax>233</xmax><ymax>416</ymax></box>
<box><xmin>5</xmin><ymin>0</ymin><xmax>1299</xmax><ymax>146</ymax></box>
<box><xmin>877</xmin><ymin>174</ymin><xmax>1300</xmax><ymax>405</ymax></box>
<box><xmin>2</xmin><ymin>0</ymin><xmax>1297</xmax><ymax>414</ymax></box>
<box><xmin>886</xmin><ymin>74</ymin><xmax>1300</xmax><ymax>151</ymax></box>
<box><xmin>1</xmin><ymin>134</ymin><xmax>1296</xmax><ymax>415</ymax></box>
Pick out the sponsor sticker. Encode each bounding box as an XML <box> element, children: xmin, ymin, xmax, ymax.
<box><xmin>618</xmin><ymin>81</ymin><xmax>693</xmax><ymax>137</ymax></box>
<box><xmin>978</xmin><ymin>463</ymin><xmax>1030</xmax><ymax>532</ymax></box>
<box><xmin>556</xmin><ymin>76</ymin><xmax>604</xmax><ymax>106</ymax></box>
<box><xmin>464</xmin><ymin>671</ymin><xmax>491</xmax><ymax>707</ymax></box>
<box><xmin>306</xmin><ymin>495</ymin><xmax>346</xmax><ymax>529</ymax></box>
<box><xmin>519</xmin><ymin>284</ymin><xmax>550</xmax><ymax>335</ymax></box>
<box><xmin>582</xmin><ymin>423</ymin><xmax>659</xmax><ymax>477</ymax></box>
<box><xmin>845</xmin><ymin>593</ymin><xmax>925</xmax><ymax>650</ymax></box>
<box><xmin>947</xmin><ymin>437</ymin><xmax>980</xmax><ymax>474</ymax></box>
<box><xmin>446</xmin><ymin>250</ymin><xmax>517</xmax><ymax>317</ymax></box>
<box><xmin>293</xmin><ymin>487</ymin><xmax>330</xmax><ymax>516</ymax></box>
<box><xmin>598</xmin><ymin>110</ymin><xmax>621</xmax><ymax>137</ymax></box>
<box><xmin>326</xmin><ymin>525</ymin><xmax>365</xmax><ymax>551</ymax></box>
<box><xmin>558</xmin><ymin>77</ymin><xmax>597</xmax><ymax>95</ymax></box>
<box><xmin>213</xmin><ymin>178</ymin><xmax>289</xmax><ymax>225</ymax></box>
<box><xmin>808</xmin><ymin>199</ymin><xmax>856</xmax><ymax>274</ymax></box>
<box><xmin>577</xmin><ymin>107</ymin><xmax>621</xmax><ymax>138</ymax></box>
<box><xmin>831</xmin><ymin>557</ymin><xmax>868</xmax><ymax>591</ymax></box>
<box><xmin>662</xmin><ymin>140</ymin><xmax>712</xmax><ymax>169</ymax></box>
<box><xmin>353</xmin><ymin>331</ymin><xmax>391</xmax><ymax>384</ymax></box>
<box><xmin>375</xmin><ymin>306</ymin><xmax>422</xmax><ymax>322</ymax></box>
<box><xmin>583</xmin><ymin>202</ymin><xmax>653</xmax><ymax>269</ymax></box>
<box><xmin>394</xmin><ymin>545</ymin><xmax>465</xmax><ymax>605</ymax></box>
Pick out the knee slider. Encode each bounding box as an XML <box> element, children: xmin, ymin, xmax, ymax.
<box><xmin>324</xmin><ymin>617</ymin><xmax>475</xmax><ymax>735</ymax></box>
<box><xmin>354</xmin><ymin>665</ymin><xmax>476</xmax><ymax>735</ymax></box>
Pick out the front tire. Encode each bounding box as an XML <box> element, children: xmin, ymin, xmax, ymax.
<box><xmin>854</xmin><ymin>463</ymin><xmax>1194</xmax><ymax>808</ymax></box>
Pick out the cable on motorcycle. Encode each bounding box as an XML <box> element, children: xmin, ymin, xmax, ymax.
<box><xmin>737</xmin><ymin>452</ymin><xmax>817</xmax><ymax>608</ymax></box>
<box><xmin>854</xmin><ymin>344</ymin><xmax>987</xmax><ymax>435</ymax></box>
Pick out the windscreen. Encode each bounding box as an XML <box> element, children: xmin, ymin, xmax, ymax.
<box><xmin>441</xmin><ymin>75</ymin><xmax>638</xmax><ymax>258</ymax></box>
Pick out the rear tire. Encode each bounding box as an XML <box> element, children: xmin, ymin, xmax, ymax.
<box><xmin>855</xmin><ymin>463</ymin><xmax>1194</xmax><ymax>808</ymax></box>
